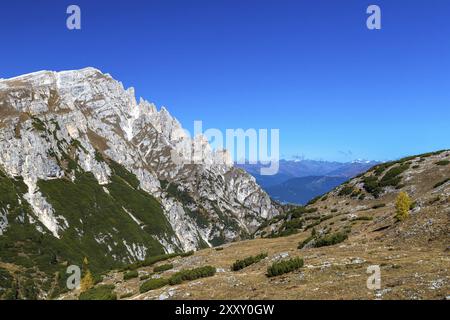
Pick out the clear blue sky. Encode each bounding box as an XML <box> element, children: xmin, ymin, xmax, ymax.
<box><xmin>1</xmin><ymin>0</ymin><xmax>449</xmax><ymax>162</ymax></box>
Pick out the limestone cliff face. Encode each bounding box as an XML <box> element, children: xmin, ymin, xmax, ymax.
<box><xmin>0</xmin><ymin>68</ymin><xmax>278</xmax><ymax>262</ymax></box>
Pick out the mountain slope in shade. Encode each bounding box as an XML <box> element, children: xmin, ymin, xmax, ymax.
<box><xmin>266</xmin><ymin>176</ymin><xmax>348</xmax><ymax>205</ymax></box>
<box><xmin>0</xmin><ymin>68</ymin><xmax>278</xmax><ymax>299</ymax></box>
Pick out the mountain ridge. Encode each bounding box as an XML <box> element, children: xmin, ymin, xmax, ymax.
<box><xmin>0</xmin><ymin>68</ymin><xmax>278</xmax><ymax>298</ymax></box>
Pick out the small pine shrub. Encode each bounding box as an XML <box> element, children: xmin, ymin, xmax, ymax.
<box><xmin>123</xmin><ymin>270</ymin><xmax>138</xmax><ymax>280</ymax></box>
<box><xmin>320</xmin><ymin>214</ymin><xmax>333</xmax><ymax>222</ymax></box>
<box><xmin>299</xmin><ymin>228</ymin><xmax>349</xmax><ymax>249</ymax></box>
<box><xmin>363</xmin><ymin>176</ymin><xmax>382</xmax><ymax>198</ymax></box>
<box><xmin>154</xmin><ymin>264</ymin><xmax>173</xmax><ymax>273</ymax></box>
<box><xmin>338</xmin><ymin>185</ymin><xmax>354</xmax><ymax>196</ymax></box>
<box><xmin>372</xmin><ymin>203</ymin><xmax>386</xmax><ymax>209</ymax></box>
<box><xmin>231</xmin><ymin>253</ymin><xmax>268</xmax><ymax>271</ymax></box>
<box><xmin>168</xmin><ymin>266</ymin><xmax>216</xmax><ymax>285</ymax></box>
<box><xmin>139</xmin><ymin>278</ymin><xmax>169</xmax><ymax>293</ymax></box>
<box><xmin>433</xmin><ymin>178</ymin><xmax>450</xmax><ymax>189</ymax></box>
<box><xmin>124</xmin><ymin>252</ymin><xmax>181</xmax><ymax>271</ymax></box>
<box><xmin>379</xmin><ymin>163</ymin><xmax>410</xmax><ymax>187</ymax></box>
<box><xmin>267</xmin><ymin>257</ymin><xmax>304</xmax><ymax>277</ymax></box>
<box><xmin>180</xmin><ymin>251</ymin><xmax>194</xmax><ymax>257</ymax></box>
<box><xmin>354</xmin><ymin>216</ymin><xmax>373</xmax><ymax>221</ymax></box>
<box><xmin>314</xmin><ymin>231</ymin><xmax>348</xmax><ymax>247</ymax></box>
<box><xmin>79</xmin><ymin>284</ymin><xmax>117</xmax><ymax>300</ymax></box>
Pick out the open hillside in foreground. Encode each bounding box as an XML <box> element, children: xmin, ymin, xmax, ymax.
<box><xmin>59</xmin><ymin>150</ymin><xmax>449</xmax><ymax>300</ymax></box>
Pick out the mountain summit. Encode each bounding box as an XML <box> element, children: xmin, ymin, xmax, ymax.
<box><xmin>0</xmin><ymin>68</ymin><xmax>278</xmax><ymax>297</ymax></box>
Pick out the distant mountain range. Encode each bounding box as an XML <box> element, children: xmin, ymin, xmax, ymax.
<box><xmin>265</xmin><ymin>176</ymin><xmax>349</xmax><ymax>205</ymax></box>
<box><xmin>237</xmin><ymin>160</ymin><xmax>379</xmax><ymax>205</ymax></box>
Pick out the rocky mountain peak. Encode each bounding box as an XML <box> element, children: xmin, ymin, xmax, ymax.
<box><xmin>0</xmin><ymin>68</ymin><xmax>279</xmax><ymax>268</ymax></box>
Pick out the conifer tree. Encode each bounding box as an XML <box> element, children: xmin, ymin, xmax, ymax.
<box><xmin>395</xmin><ymin>192</ymin><xmax>411</xmax><ymax>221</ymax></box>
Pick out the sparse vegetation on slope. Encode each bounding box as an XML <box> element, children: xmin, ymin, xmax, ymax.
<box><xmin>123</xmin><ymin>270</ymin><xmax>138</xmax><ymax>280</ymax></box>
<box><xmin>154</xmin><ymin>264</ymin><xmax>173</xmax><ymax>273</ymax></box>
<box><xmin>79</xmin><ymin>284</ymin><xmax>117</xmax><ymax>300</ymax></box>
<box><xmin>433</xmin><ymin>178</ymin><xmax>450</xmax><ymax>188</ymax></box>
<box><xmin>267</xmin><ymin>257</ymin><xmax>304</xmax><ymax>277</ymax></box>
<box><xmin>139</xmin><ymin>278</ymin><xmax>169</xmax><ymax>293</ymax></box>
<box><xmin>168</xmin><ymin>266</ymin><xmax>216</xmax><ymax>285</ymax></box>
<box><xmin>231</xmin><ymin>253</ymin><xmax>267</xmax><ymax>271</ymax></box>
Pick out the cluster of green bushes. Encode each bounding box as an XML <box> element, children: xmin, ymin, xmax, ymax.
<box><xmin>363</xmin><ymin>176</ymin><xmax>381</xmax><ymax>197</ymax></box>
<box><xmin>258</xmin><ymin>206</ymin><xmax>321</xmax><ymax>236</ymax></box>
<box><xmin>266</xmin><ymin>218</ymin><xmax>303</xmax><ymax>238</ymax></box>
<box><xmin>380</xmin><ymin>164</ymin><xmax>410</xmax><ymax>186</ymax></box>
<box><xmin>123</xmin><ymin>270</ymin><xmax>138</xmax><ymax>280</ymax></box>
<box><xmin>139</xmin><ymin>278</ymin><xmax>169</xmax><ymax>293</ymax></box>
<box><xmin>304</xmin><ymin>219</ymin><xmax>321</xmax><ymax>230</ymax></box>
<box><xmin>338</xmin><ymin>185</ymin><xmax>354</xmax><ymax>196</ymax></box>
<box><xmin>124</xmin><ymin>251</ymin><xmax>193</xmax><ymax>271</ymax></box>
<box><xmin>261</xmin><ymin>206</ymin><xmax>323</xmax><ymax>238</ymax></box>
<box><xmin>31</xmin><ymin>117</ymin><xmax>46</xmax><ymax>131</ymax></box>
<box><xmin>140</xmin><ymin>274</ymin><xmax>151</xmax><ymax>281</ymax></box>
<box><xmin>231</xmin><ymin>253</ymin><xmax>267</xmax><ymax>271</ymax></box>
<box><xmin>139</xmin><ymin>265</ymin><xmax>216</xmax><ymax>293</ymax></box>
<box><xmin>154</xmin><ymin>264</ymin><xmax>173</xmax><ymax>273</ymax></box>
<box><xmin>298</xmin><ymin>228</ymin><xmax>349</xmax><ymax>249</ymax></box>
<box><xmin>314</xmin><ymin>231</ymin><xmax>348</xmax><ymax>247</ymax></box>
<box><xmin>169</xmin><ymin>266</ymin><xmax>216</xmax><ymax>285</ymax></box>
<box><xmin>180</xmin><ymin>251</ymin><xmax>194</xmax><ymax>257</ymax></box>
<box><xmin>79</xmin><ymin>284</ymin><xmax>117</xmax><ymax>300</ymax></box>
<box><xmin>0</xmin><ymin>268</ymin><xmax>17</xmax><ymax>300</ymax></box>
<box><xmin>267</xmin><ymin>257</ymin><xmax>304</xmax><ymax>277</ymax></box>
<box><xmin>320</xmin><ymin>214</ymin><xmax>333</xmax><ymax>222</ymax></box>
<box><xmin>289</xmin><ymin>207</ymin><xmax>318</xmax><ymax>219</ymax></box>
<box><xmin>302</xmin><ymin>212</ymin><xmax>334</xmax><ymax>231</ymax></box>
<box><xmin>435</xmin><ymin>160</ymin><xmax>450</xmax><ymax>166</ymax></box>
<box><xmin>353</xmin><ymin>216</ymin><xmax>373</xmax><ymax>221</ymax></box>
<box><xmin>363</xmin><ymin>163</ymin><xmax>410</xmax><ymax>197</ymax></box>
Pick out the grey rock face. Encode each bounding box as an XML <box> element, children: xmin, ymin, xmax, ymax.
<box><xmin>0</xmin><ymin>67</ymin><xmax>278</xmax><ymax>254</ymax></box>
